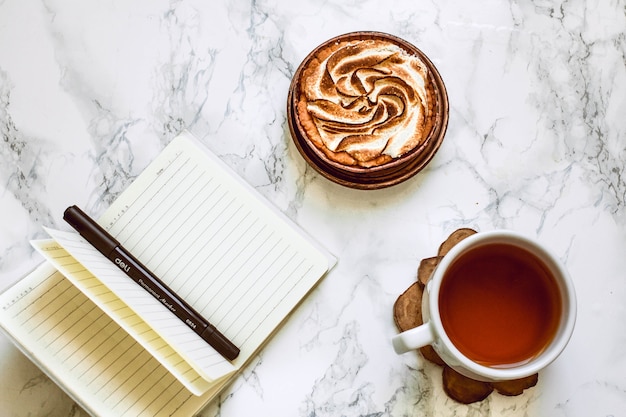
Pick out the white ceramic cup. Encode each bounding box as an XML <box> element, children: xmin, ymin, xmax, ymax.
<box><xmin>392</xmin><ymin>230</ymin><xmax>576</xmax><ymax>381</ymax></box>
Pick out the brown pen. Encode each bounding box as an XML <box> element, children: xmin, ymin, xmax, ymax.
<box><xmin>63</xmin><ymin>205</ymin><xmax>240</xmax><ymax>361</ymax></box>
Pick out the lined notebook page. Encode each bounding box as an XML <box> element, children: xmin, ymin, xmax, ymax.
<box><xmin>30</xmin><ymin>238</ymin><xmax>220</xmax><ymax>394</ymax></box>
<box><xmin>0</xmin><ymin>263</ymin><xmax>223</xmax><ymax>417</ymax></box>
<box><xmin>97</xmin><ymin>131</ymin><xmax>333</xmax><ymax>368</ymax></box>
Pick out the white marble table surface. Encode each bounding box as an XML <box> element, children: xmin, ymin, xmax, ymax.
<box><xmin>1</xmin><ymin>0</ymin><xmax>625</xmax><ymax>416</ymax></box>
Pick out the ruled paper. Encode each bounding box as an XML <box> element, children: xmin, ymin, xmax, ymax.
<box><xmin>30</xmin><ymin>238</ymin><xmax>224</xmax><ymax>394</ymax></box>
<box><xmin>0</xmin><ymin>263</ymin><xmax>221</xmax><ymax>417</ymax></box>
<box><xmin>96</xmin><ymin>132</ymin><xmax>332</xmax><ymax>369</ymax></box>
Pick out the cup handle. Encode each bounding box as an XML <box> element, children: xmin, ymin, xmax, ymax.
<box><xmin>392</xmin><ymin>322</ymin><xmax>435</xmax><ymax>354</ymax></box>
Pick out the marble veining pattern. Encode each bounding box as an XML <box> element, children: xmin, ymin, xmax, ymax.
<box><xmin>1</xmin><ymin>0</ymin><xmax>625</xmax><ymax>416</ymax></box>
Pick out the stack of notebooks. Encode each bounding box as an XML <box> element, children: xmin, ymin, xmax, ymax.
<box><xmin>0</xmin><ymin>131</ymin><xmax>335</xmax><ymax>416</ymax></box>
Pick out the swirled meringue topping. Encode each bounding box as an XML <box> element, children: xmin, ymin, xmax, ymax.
<box><xmin>297</xmin><ymin>38</ymin><xmax>434</xmax><ymax>167</ymax></box>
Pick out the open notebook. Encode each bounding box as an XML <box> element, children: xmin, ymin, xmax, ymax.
<box><xmin>0</xmin><ymin>131</ymin><xmax>335</xmax><ymax>416</ymax></box>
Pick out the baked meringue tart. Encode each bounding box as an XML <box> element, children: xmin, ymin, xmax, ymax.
<box><xmin>287</xmin><ymin>31</ymin><xmax>449</xmax><ymax>189</ymax></box>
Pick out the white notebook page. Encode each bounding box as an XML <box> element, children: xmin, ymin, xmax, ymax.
<box><xmin>96</xmin><ymin>132</ymin><xmax>332</xmax><ymax>368</ymax></box>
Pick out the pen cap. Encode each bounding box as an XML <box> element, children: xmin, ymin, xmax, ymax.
<box><xmin>63</xmin><ymin>205</ymin><xmax>119</xmax><ymax>256</ymax></box>
<box><xmin>201</xmin><ymin>325</ymin><xmax>240</xmax><ymax>361</ymax></box>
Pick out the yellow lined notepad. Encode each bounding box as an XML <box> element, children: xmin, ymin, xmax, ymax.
<box><xmin>0</xmin><ymin>263</ymin><xmax>217</xmax><ymax>416</ymax></box>
<box><xmin>29</xmin><ymin>239</ymin><xmax>216</xmax><ymax>396</ymax></box>
<box><xmin>0</xmin><ymin>131</ymin><xmax>335</xmax><ymax>417</ymax></box>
